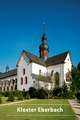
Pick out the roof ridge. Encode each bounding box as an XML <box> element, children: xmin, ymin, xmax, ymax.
<box><xmin>23</xmin><ymin>50</ymin><xmax>40</xmax><ymax>59</ymax></box>
<box><xmin>45</xmin><ymin>51</ymin><xmax>69</xmax><ymax>66</ymax></box>
<box><xmin>0</xmin><ymin>68</ymin><xmax>17</xmax><ymax>75</ymax></box>
<box><xmin>47</xmin><ymin>51</ymin><xmax>69</xmax><ymax>60</ymax></box>
<box><xmin>22</xmin><ymin>50</ymin><xmax>45</xmax><ymax>66</ymax></box>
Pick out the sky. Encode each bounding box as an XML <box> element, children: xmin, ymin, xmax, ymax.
<box><xmin>0</xmin><ymin>0</ymin><xmax>80</xmax><ymax>72</ymax></box>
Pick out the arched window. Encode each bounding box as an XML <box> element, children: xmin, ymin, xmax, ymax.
<box><xmin>25</xmin><ymin>76</ymin><xmax>27</xmax><ymax>84</ymax></box>
<box><xmin>15</xmin><ymin>85</ymin><xmax>17</xmax><ymax>90</ymax></box>
<box><xmin>21</xmin><ymin>77</ymin><xmax>23</xmax><ymax>85</ymax></box>
<box><xmin>7</xmin><ymin>87</ymin><xmax>9</xmax><ymax>91</ymax></box>
<box><xmin>39</xmin><ymin>69</ymin><xmax>41</xmax><ymax>75</ymax></box>
<box><xmin>23</xmin><ymin>68</ymin><xmax>25</xmax><ymax>75</ymax></box>
<box><xmin>51</xmin><ymin>70</ymin><xmax>54</xmax><ymax>76</ymax></box>
<box><xmin>3</xmin><ymin>87</ymin><xmax>5</xmax><ymax>91</ymax></box>
<box><xmin>66</xmin><ymin>71</ymin><xmax>72</xmax><ymax>81</ymax></box>
<box><xmin>11</xmin><ymin>86</ymin><xmax>13</xmax><ymax>91</ymax></box>
<box><xmin>54</xmin><ymin>72</ymin><xmax>59</xmax><ymax>87</ymax></box>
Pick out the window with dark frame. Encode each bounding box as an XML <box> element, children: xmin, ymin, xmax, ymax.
<box><xmin>21</xmin><ymin>77</ymin><xmax>23</xmax><ymax>85</ymax></box>
<box><xmin>25</xmin><ymin>76</ymin><xmax>27</xmax><ymax>84</ymax></box>
<box><xmin>7</xmin><ymin>87</ymin><xmax>9</xmax><ymax>91</ymax></box>
<box><xmin>23</xmin><ymin>68</ymin><xmax>25</xmax><ymax>75</ymax></box>
<box><xmin>39</xmin><ymin>69</ymin><xmax>41</xmax><ymax>75</ymax></box>
<box><xmin>11</xmin><ymin>86</ymin><xmax>13</xmax><ymax>91</ymax></box>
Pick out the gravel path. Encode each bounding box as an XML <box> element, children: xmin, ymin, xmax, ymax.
<box><xmin>68</xmin><ymin>99</ymin><xmax>80</xmax><ymax>120</ymax></box>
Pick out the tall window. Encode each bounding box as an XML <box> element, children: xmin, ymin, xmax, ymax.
<box><xmin>11</xmin><ymin>86</ymin><xmax>13</xmax><ymax>91</ymax></box>
<box><xmin>51</xmin><ymin>70</ymin><xmax>54</xmax><ymax>76</ymax></box>
<box><xmin>3</xmin><ymin>87</ymin><xmax>5</xmax><ymax>91</ymax></box>
<box><xmin>54</xmin><ymin>72</ymin><xmax>59</xmax><ymax>87</ymax></box>
<box><xmin>23</xmin><ymin>68</ymin><xmax>25</xmax><ymax>75</ymax></box>
<box><xmin>21</xmin><ymin>77</ymin><xmax>23</xmax><ymax>85</ymax></box>
<box><xmin>7</xmin><ymin>87</ymin><xmax>9</xmax><ymax>91</ymax></box>
<box><xmin>15</xmin><ymin>78</ymin><xmax>17</xmax><ymax>84</ymax></box>
<box><xmin>25</xmin><ymin>76</ymin><xmax>27</xmax><ymax>84</ymax></box>
<box><xmin>66</xmin><ymin>71</ymin><xmax>72</xmax><ymax>81</ymax></box>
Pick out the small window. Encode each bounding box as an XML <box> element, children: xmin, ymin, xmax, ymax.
<box><xmin>25</xmin><ymin>77</ymin><xmax>27</xmax><ymax>84</ymax></box>
<box><xmin>39</xmin><ymin>69</ymin><xmax>41</xmax><ymax>75</ymax></box>
<box><xmin>23</xmin><ymin>88</ymin><xmax>25</xmax><ymax>92</ymax></box>
<box><xmin>21</xmin><ymin>77</ymin><xmax>23</xmax><ymax>85</ymax></box>
<box><xmin>15</xmin><ymin>79</ymin><xmax>17</xmax><ymax>84</ymax></box>
<box><xmin>23</xmin><ymin>68</ymin><xmax>25</xmax><ymax>75</ymax></box>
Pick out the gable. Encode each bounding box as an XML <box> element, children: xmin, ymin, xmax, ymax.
<box><xmin>17</xmin><ymin>52</ymin><xmax>30</xmax><ymax>67</ymax></box>
<box><xmin>64</xmin><ymin>53</ymin><xmax>72</xmax><ymax>66</ymax></box>
<box><xmin>17</xmin><ymin>50</ymin><xmax>45</xmax><ymax>67</ymax></box>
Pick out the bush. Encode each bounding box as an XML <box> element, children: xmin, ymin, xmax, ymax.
<box><xmin>75</xmin><ymin>91</ymin><xmax>80</xmax><ymax>100</ymax></box>
<box><xmin>14</xmin><ymin>90</ymin><xmax>20</xmax><ymax>97</ymax></box>
<box><xmin>0</xmin><ymin>96</ymin><xmax>2</xmax><ymax>104</ymax></box>
<box><xmin>53</xmin><ymin>87</ymin><xmax>62</xmax><ymax>97</ymax></box>
<box><xmin>25</xmin><ymin>92</ymin><xmax>30</xmax><ymax>99</ymax></box>
<box><xmin>37</xmin><ymin>88</ymin><xmax>48</xmax><ymax>99</ymax></box>
<box><xmin>2</xmin><ymin>91</ymin><xmax>9</xmax><ymax>97</ymax></box>
<box><xmin>62</xmin><ymin>84</ymin><xmax>69</xmax><ymax>98</ymax></box>
<box><xmin>7</xmin><ymin>92</ymin><xmax>15</xmax><ymax>102</ymax></box>
<box><xmin>29</xmin><ymin>87</ymin><xmax>37</xmax><ymax>98</ymax></box>
<box><xmin>52</xmin><ymin>85</ymin><xmax>71</xmax><ymax>99</ymax></box>
<box><xmin>17</xmin><ymin>91</ymin><xmax>23</xmax><ymax>100</ymax></box>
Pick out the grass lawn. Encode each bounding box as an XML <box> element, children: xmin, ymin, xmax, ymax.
<box><xmin>0</xmin><ymin>99</ymin><xmax>77</xmax><ymax>120</ymax></box>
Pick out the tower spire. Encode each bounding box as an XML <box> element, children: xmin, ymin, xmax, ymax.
<box><xmin>42</xmin><ymin>21</ymin><xmax>46</xmax><ymax>33</ymax></box>
<box><xmin>39</xmin><ymin>32</ymin><xmax>49</xmax><ymax>61</ymax></box>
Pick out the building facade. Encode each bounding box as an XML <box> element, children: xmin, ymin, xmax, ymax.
<box><xmin>0</xmin><ymin>33</ymin><xmax>72</xmax><ymax>92</ymax></box>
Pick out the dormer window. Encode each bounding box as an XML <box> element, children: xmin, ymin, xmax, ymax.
<box><xmin>23</xmin><ymin>68</ymin><xmax>25</xmax><ymax>75</ymax></box>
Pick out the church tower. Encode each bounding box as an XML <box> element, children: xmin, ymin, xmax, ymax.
<box><xmin>39</xmin><ymin>33</ymin><xmax>49</xmax><ymax>61</ymax></box>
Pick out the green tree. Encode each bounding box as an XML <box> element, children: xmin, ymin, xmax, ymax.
<box><xmin>7</xmin><ymin>92</ymin><xmax>15</xmax><ymax>102</ymax></box>
<box><xmin>0</xmin><ymin>96</ymin><xmax>2</xmax><ymax>104</ymax></box>
<box><xmin>17</xmin><ymin>92</ymin><xmax>23</xmax><ymax>100</ymax></box>
<box><xmin>71</xmin><ymin>63</ymin><xmax>80</xmax><ymax>93</ymax></box>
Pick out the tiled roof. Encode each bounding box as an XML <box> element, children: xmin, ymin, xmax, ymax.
<box><xmin>46</xmin><ymin>51</ymin><xmax>69</xmax><ymax>66</ymax></box>
<box><xmin>22</xmin><ymin>50</ymin><xmax>45</xmax><ymax>66</ymax></box>
<box><xmin>0</xmin><ymin>69</ymin><xmax>17</xmax><ymax>79</ymax></box>
<box><xmin>22</xmin><ymin>50</ymin><xmax>69</xmax><ymax>67</ymax></box>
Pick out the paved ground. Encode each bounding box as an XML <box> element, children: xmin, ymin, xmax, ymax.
<box><xmin>68</xmin><ymin>99</ymin><xmax>80</xmax><ymax>120</ymax></box>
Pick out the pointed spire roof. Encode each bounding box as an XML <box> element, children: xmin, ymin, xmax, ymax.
<box><xmin>42</xmin><ymin>32</ymin><xmax>47</xmax><ymax>41</ymax></box>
